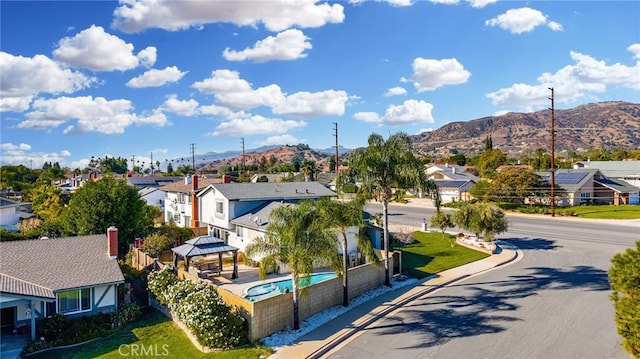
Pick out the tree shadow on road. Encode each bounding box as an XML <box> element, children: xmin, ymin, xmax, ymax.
<box><xmin>499</xmin><ymin>237</ymin><xmax>559</xmax><ymax>250</ymax></box>
<box><xmin>371</xmin><ymin>264</ymin><xmax>610</xmax><ymax>349</ymax></box>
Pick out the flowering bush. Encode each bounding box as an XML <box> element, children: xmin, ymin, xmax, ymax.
<box><xmin>147</xmin><ymin>266</ymin><xmax>178</xmax><ymax>305</ymax></box>
<box><xmin>147</xmin><ymin>267</ymin><xmax>247</xmax><ymax>349</ymax></box>
<box><xmin>173</xmin><ymin>285</ymin><xmax>246</xmax><ymax>349</ymax></box>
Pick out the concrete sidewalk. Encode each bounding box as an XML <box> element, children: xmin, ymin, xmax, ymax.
<box><xmin>269</xmin><ymin>246</ymin><xmax>520</xmax><ymax>359</ymax></box>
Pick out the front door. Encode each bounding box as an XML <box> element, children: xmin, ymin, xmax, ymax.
<box><xmin>0</xmin><ymin>307</ymin><xmax>16</xmax><ymax>330</ymax></box>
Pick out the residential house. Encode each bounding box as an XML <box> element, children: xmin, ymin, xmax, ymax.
<box><xmin>126</xmin><ymin>176</ymin><xmax>182</xmax><ymax>190</ymax></box>
<box><xmin>0</xmin><ymin>227</ymin><xmax>124</xmax><ymax>340</ymax></box>
<box><xmin>573</xmin><ymin>160</ymin><xmax>640</xmax><ymax>188</ymax></box>
<box><xmin>434</xmin><ymin>180</ymin><xmax>476</xmax><ymax>203</ymax></box>
<box><xmin>426</xmin><ymin>163</ymin><xmax>480</xmax><ymax>182</ymax></box>
<box><xmin>0</xmin><ymin>198</ymin><xmax>31</xmax><ymax>231</ymax></box>
<box><xmin>159</xmin><ymin>175</ymin><xmax>231</xmax><ymax>228</ymax></box>
<box><xmin>536</xmin><ymin>169</ymin><xmax>640</xmax><ymax>206</ymax></box>
<box><xmin>196</xmin><ymin>182</ymin><xmax>336</xmax><ymax>252</ymax></box>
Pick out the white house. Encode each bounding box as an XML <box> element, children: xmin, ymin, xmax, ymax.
<box><xmin>426</xmin><ymin>163</ymin><xmax>480</xmax><ymax>182</ymax></box>
<box><xmin>0</xmin><ymin>198</ymin><xmax>30</xmax><ymax>231</ymax></box>
<box><xmin>573</xmin><ymin>160</ymin><xmax>640</xmax><ymax>188</ymax></box>
<box><xmin>196</xmin><ymin>182</ymin><xmax>337</xmax><ymax>252</ymax></box>
<box><xmin>159</xmin><ymin>175</ymin><xmax>230</xmax><ymax>228</ymax></box>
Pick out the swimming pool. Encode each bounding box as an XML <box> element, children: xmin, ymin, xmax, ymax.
<box><xmin>244</xmin><ymin>272</ymin><xmax>337</xmax><ymax>302</ymax></box>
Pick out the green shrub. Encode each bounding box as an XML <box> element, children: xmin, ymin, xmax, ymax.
<box><xmin>140</xmin><ymin>233</ymin><xmax>175</xmax><ymax>258</ymax></box>
<box><xmin>111</xmin><ymin>302</ymin><xmax>142</xmax><ymax>327</ymax></box>
<box><xmin>173</xmin><ymin>285</ymin><xmax>247</xmax><ymax>349</ymax></box>
<box><xmin>341</xmin><ymin>183</ymin><xmax>357</xmax><ymax>193</ymax></box>
<box><xmin>147</xmin><ymin>266</ymin><xmax>178</xmax><ymax>305</ymax></box>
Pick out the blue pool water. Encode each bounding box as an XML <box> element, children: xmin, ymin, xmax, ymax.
<box><xmin>244</xmin><ymin>272</ymin><xmax>337</xmax><ymax>301</ymax></box>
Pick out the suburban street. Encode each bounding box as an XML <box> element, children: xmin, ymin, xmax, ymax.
<box><xmin>327</xmin><ymin>202</ymin><xmax>640</xmax><ymax>358</ymax></box>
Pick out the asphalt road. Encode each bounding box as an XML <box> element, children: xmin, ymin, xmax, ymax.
<box><xmin>329</xmin><ymin>203</ymin><xmax>639</xmax><ymax>358</ymax></box>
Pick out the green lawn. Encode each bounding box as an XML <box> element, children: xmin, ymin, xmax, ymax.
<box><xmin>556</xmin><ymin>204</ymin><xmax>640</xmax><ymax>219</ymax></box>
<box><xmin>26</xmin><ymin>308</ymin><xmax>271</xmax><ymax>359</ymax></box>
<box><xmin>398</xmin><ymin>231</ymin><xmax>490</xmax><ymax>278</ymax></box>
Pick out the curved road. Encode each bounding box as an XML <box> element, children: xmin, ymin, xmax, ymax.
<box><xmin>327</xmin><ymin>203</ymin><xmax>639</xmax><ymax>358</ymax></box>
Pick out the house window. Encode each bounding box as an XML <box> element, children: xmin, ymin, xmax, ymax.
<box><xmin>45</xmin><ymin>301</ymin><xmax>56</xmax><ymax>317</ymax></box>
<box><xmin>57</xmin><ymin>288</ymin><xmax>91</xmax><ymax>314</ymax></box>
<box><xmin>236</xmin><ymin>225</ymin><xmax>243</xmax><ymax>237</ymax></box>
<box><xmin>580</xmin><ymin>192</ymin><xmax>591</xmax><ymax>199</ymax></box>
<box><xmin>173</xmin><ymin>213</ymin><xmax>180</xmax><ymax>222</ymax></box>
<box><xmin>215</xmin><ymin>201</ymin><xmax>224</xmax><ymax>216</ymax></box>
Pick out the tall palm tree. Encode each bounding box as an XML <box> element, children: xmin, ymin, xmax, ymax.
<box><xmin>301</xmin><ymin>160</ymin><xmax>318</xmax><ymax>182</ymax></box>
<box><xmin>316</xmin><ymin>197</ymin><xmax>379</xmax><ymax>306</ymax></box>
<box><xmin>338</xmin><ymin>132</ymin><xmax>439</xmax><ymax>286</ymax></box>
<box><xmin>245</xmin><ymin>200</ymin><xmax>340</xmax><ymax>330</ymax></box>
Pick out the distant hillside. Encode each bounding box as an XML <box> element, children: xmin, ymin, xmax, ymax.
<box><xmin>200</xmin><ymin>144</ymin><xmax>332</xmax><ymax>171</ymax></box>
<box><xmin>198</xmin><ymin>101</ymin><xmax>639</xmax><ymax>170</ymax></box>
<box><xmin>412</xmin><ymin>101</ymin><xmax>640</xmax><ymax>157</ymax></box>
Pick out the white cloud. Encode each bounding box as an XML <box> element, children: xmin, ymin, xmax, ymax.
<box><xmin>384</xmin><ymin>86</ymin><xmax>407</xmax><ymax>97</ymax></box>
<box><xmin>211</xmin><ymin>115</ymin><xmax>306</xmax><ymax>137</ymax></box>
<box><xmin>137</xmin><ymin>47</ymin><xmax>157</xmax><ymax>67</ymax></box>
<box><xmin>17</xmin><ymin>96</ymin><xmax>168</xmax><ymax>134</ymax></box>
<box><xmin>272</xmin><ymin>90</ymin><xmax>348</xmax><ymax>118</ymax></box>
<box><xmin>628</xmin><ymin>43</ymin><xmax>640</xmax><ymax>60</ymax></box>
<box><xmin>354</xmin><ymin>99</ymin><xmax>435</xmax><ymax>126</ymax></box>
<box><xmin>52</xmin><ymin>25</ymin><xmax>156</xmax><ymax>71</ymax></box>
<box><xmin>485</xmin><ymin>7</ymin><xmax>562</xmax><ymax>34</ymax></box>
<box><xmin>193</xmin><ymin>69</ymin><xmax>349</xmax><ymax>118</ymax></box>
<box><xmin>467</xmin><ymin>0</ymin><xmax>497</xmax><ymax>8</ymax></box>
<box><xmin>223</xmin><ymin>29</ymin><xmax>312</xmax><ymax>63</ymax></box>
<box><xmin>161</xmin><ymin>95</ymin><xmax>199</xmax><ymax>116</ymax></box>
<box><xmin>261</xmin><ymin>134</ymin><xmax>302</xmax><ymax>146</ymax></box>
<box><xmin>0</xmin><ymin>52</ymin><xmax>94</xmax><ymax>112</ymax></box>
<box><xmin>402</xmin><ymin>57</ymin><xmax>471</xmax><ymax>92</ymax></box>
<box><xmin>486</xmin><ymin>47</ymin><xmax>640</xmax><ymax>109</ymax></box>
<box><xmin>416</xmin><ymin>127</ymin><xmax>436</xmax><ymax>134</ymax></box>
<box><xmin>127</xmin><ymin>66</ymin><xmax>187</xmax><ymax>88</ymax></box>
<box><xmin>0</xmin><ymin>142</ymin><xmax>71</xmax><ymax>167</ymax></box>
<box><xmin>112</xmin><ymin>0</ymin><xmax>345</xmax><ymax>33</ymax></box>
<box><xmin>386</xmin><ymin>0</ymin><xmax>414</xmax><ymax>6</ymax></box>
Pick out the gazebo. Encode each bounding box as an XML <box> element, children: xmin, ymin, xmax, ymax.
<box><xmin>172</xmin><ymin>236</ymin><xmax>239</xmax><ymax>279</ymax></box>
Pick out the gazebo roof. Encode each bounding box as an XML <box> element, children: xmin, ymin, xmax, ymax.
<box><xmin>172</xmin><ymin>235</ymin><xmax>239</xmax><ymax>258</ymax></box>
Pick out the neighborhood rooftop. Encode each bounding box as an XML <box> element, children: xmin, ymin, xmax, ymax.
<box><xmin>198</xmin><ymin>182</ymin><xmax>336</xmax><ymax>201</ymax></box>
<box><xmin>0</xmin><ymin>235</ymin><xmax>124</xmax><ymax>299</ymax></box>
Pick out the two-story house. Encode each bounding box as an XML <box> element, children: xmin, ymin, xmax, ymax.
<box><xmin>196</xmin><ymin>182</ymin><xmax>336</xmax><ymax>252</ymax></box>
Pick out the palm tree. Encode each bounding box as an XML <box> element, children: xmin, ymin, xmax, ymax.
<box><xmin>338</xmin><ymin>132</ymin><xmax>439</xmax><ymax>286</ymax></box>
<box><xmin>316</xmin><ymin>197</ymin><xmax>379</xmax><ymax>306</ymax></box>
<box><xmin>301</xmin><ymin>160</ymin><xmax>318</xmax><ymax>182</ymax></box>
<box><xmin>245</xmin><ymin>200</ymin><xmax>340</xmax><ymax>330</ymax></box>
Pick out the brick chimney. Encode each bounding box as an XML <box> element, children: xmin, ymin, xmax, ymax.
<box><xmin>222</xmin><ymin>174</ymin><xmax>231</xmax><ymax>183</ymax></box>
<box><xmin>191</xmin><ymin>175</ymin><xmax>200</xmax><ymax>227</ymax></box>
<box><xmin>107</xmin><ymin>226</ymin><xmax>118</xmax><ymax>259</ymax></box>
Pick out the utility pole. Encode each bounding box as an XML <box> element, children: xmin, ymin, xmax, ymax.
<box><xmin>333</xmin><ymin>122</ymin><xmax>339</xmax><ymax>173</ymax></box>
<box><xmin>241</xmin><ymin>137</ymin><xmax>246</xmax><ymax>174</ymax></box>
<box><xmin>150</xmin><ymin>152</ymin><xmax>154</xmax><ymax>176</ymax></box>
<box><xmin>130</xmin><ymin>155</ymin><xmax>136</xmax><ymax>173</ymax></box>
<box><xmin>549</xmin><ymin>87</ymin><xmax>556</xmax><ymax>217</ymax></box>
<box><xmin>190</xmin><ymin>143</ymin><xmax>196</xmax><ymax>174</ymax></box>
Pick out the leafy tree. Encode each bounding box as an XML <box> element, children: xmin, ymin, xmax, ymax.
<box><xmin>140</xmin><ymin>233</ymin><xmax>174</xmax><ymax>258</ymax></box>
<box><xmin>329</xmin><ymin>156</ymin><xmax>336</xmax><ymax>173</ymax></box>
<box><xmin>338</xmin><ymin>132</ymin><xmax>439</xmax><ymax>286</ymax></box>
<box><xmin>486</xmin><ymin>167</ymin><xmax>549</xmax><ymax>204</ymax></box>
<box><xmin>447</xmin><ymin>153</ymin><xmax>467</xmax><ymax>166</ymax></box>
<box><xmin>484</xmin><ymin>135</ymin><xmax>493</xmax><ymax>151</ymax></box>
<box><xmin>316</xmin><ymin>197</ymin><xmax>379</xmax><ymax>306</ymax></box>
<box><xmin>100</xmin><ymin>156</ymin><xmax>128</xmax><ymax>174</ymax></box>
<box><xmin>63</xmin><ymin>176</ymin><xmax>154</xmax><ymax>249</ymax></box>
<box><xmin>28</xmin><ymin>184</ymin><xmax>65</xmax><ymax>221</ymax></box>
<box><xmin>430</xmin><ymin>212</ymin><xmax>455</xmax><ymax>245</ymax></box>
<box><xmin>245</xmin><ymin>200</ymin><xmax>340</xmax><ymax>330</ymax></box>
<box><xmin>469</xmin><ymin>180</ymin><xmax>491</xmax><ymax>200</ymax></box>
<box><xmin>0</xmin><ymin>165</ymin><xmax>38</xmax><ymax>192</ymax></box>
<box><xmin>476</xmin><ymin>149</ymin><xmax>506</xmax><ymax>179</ymax></box>
<box><xmin>609</xmin><ymin>240</ymin><xmax>640</xmax><ymax>357</ymax></box>
<box><xmin>452</xmin><ymin>202</ymin><xmax>508</xmax><ymax>241</ymax></box>
<box><xmin>258</xmin><ymin>156</ymin><xmax>268</xmax><ymax>172</ymax></box>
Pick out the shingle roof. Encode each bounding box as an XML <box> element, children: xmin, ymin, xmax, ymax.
<box><xmin>0</xmin><ymin>235</ymin><xmax>124</xmax><ymax>298</ymax></box>
<box><xmin>595</xmin><ymin>178</ymin><xmax>640</xmax><ymax>193</ymax></box>
<box><xmin>199</xmin><ymin>182</ymin><xmax>336</xmax><ymax>201</ymax></box>
<box><xmin>127</xmin><ymin>176</ymin><xmax>182</xmax><ymax>188</ymax></box>
<box><xmin>231</xmin><ymin>201</ymin><xmax>285</xmax><ymax>230</ymax></box>
<box><xmin>159</xmin><ymin>177</ymin><xmax>226</xmax><ymax>194</ymax></box>
<box><xmin>584</xmin><ymin>160</ymin><xmax>640</xmax><ymax>179</ymax></box>
<box><xmin>433</xmin><ymin>180</ymin><xmax>473</xmax><ymax>189</ymax></box>
<box><xmin>537</xmin><ymin>169</ymin><xmax>600</xmax><ymax>193</ymax></box>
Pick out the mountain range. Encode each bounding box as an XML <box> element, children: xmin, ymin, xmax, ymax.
<box><xmin>200</xmin><ymin>101</ymin><xmax>640</xmax><ymax>170</ymax></box>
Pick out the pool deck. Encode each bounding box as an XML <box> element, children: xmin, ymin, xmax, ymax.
<box><xmin>202</xmin><ymin>264</ymin><xmax>334</xmax><ymax>298</ymax></box>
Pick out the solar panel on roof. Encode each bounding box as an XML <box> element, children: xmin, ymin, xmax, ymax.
<box><xmin>554</xmin><ymin>172</ymin><xmax>588</xmax><ymax>184</ymax></box>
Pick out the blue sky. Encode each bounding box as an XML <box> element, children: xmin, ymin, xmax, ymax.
<box><xmin>1</xmin><ymin>0</ymin><xmax>639</xmax><ymax>171</ymax></box>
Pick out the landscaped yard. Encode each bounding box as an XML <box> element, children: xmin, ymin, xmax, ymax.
<box><xmin>26</xmin><ymin>308</ymin><xmax>271</xmax><ymax>359</ymax></box>
<box><xmin>398</xmin><ymin>231</ymin><xmax>490</xmax><ymax>278</ymax></box>
<box><xmin>556</xmin><ymin>204</ymin><xmax>640</xmax><ymax>219</ymax></box>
